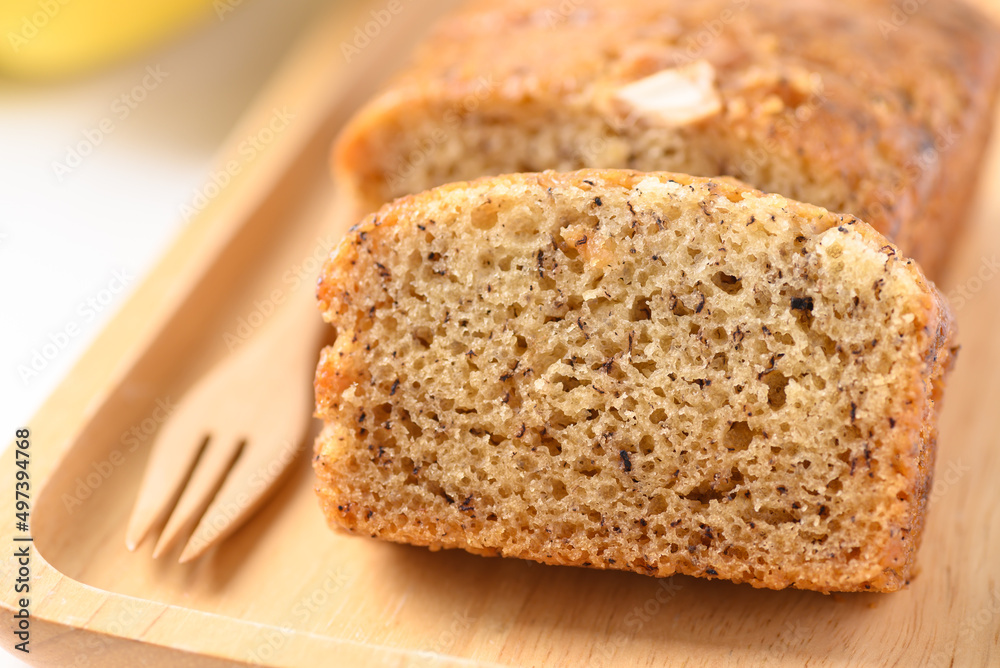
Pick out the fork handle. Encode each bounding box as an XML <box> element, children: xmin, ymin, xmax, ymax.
<box><xmin>157</xmin><ymin>192</ymin><xmax>369</xmax><ymax>561</ymax></box>
<box><xmin>274</xmin><ymin>189</ymin><xmax>369</xmax><ymax>349</ymax></box>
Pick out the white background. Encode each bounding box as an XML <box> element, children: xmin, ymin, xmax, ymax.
<box><xmin>0</xmin><ymin>0</ymin><xmax>328</xmax><ymax>664</ymax></box>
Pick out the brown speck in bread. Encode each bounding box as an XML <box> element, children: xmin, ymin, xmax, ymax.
<box><xmin>313</xmin><ymin>170</ymin><xmax>957</xmax><ymax>593</ymax></box>
<box><xmin>459</xmin><ymin>495</ymin><xmax>475</xmax><ymax>512</ymax></box>
<box><xmin>791</xmin><ymin>296</ymin><xmax>814</xmax><ymax>311</ymax></box>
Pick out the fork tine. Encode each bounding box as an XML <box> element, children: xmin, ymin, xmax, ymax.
<box><xmin>125</xmin><ymin>415</ymin><xmax>212</xmax><ymax>552</ymax></box>
<box><xmin>178</xmin><ymin>438</ymin><xmax>302</xmax><ymax>563</ymax></box>
<box><xmin>151</xmin><ymin>436</ymin><xmax>245</xmax><ymax>559</ymax></box>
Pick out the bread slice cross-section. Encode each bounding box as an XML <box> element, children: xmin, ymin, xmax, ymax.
<box><xmin>313</xmin><ymin>170</ymin><xmax>956</xmax><ymax>593</ymax></box>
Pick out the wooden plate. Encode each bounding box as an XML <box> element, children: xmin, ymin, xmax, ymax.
<box><xmin>3</xmin><ymin>1</ymin><xmax>1000</xmax><ymax>666</ymax></box>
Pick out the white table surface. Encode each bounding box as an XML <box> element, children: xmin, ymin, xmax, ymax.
<box><xmin>0</xmin><ymin>0</ymin><xmax>329</xmax><ymax>664</ymax></box>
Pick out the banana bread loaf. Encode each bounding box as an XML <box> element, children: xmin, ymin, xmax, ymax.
<box><xmin>313</xmin><ymin>170</ymin><xmax>957</xmax><ymax>592</ymax></box>
<box><xmin>334</xmin><ymin>0</ymin><xmax>1000</xmax><ymax>278</ymax></box>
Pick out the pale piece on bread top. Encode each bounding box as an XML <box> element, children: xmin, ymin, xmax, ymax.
<box><xmin>314</xmin><ymin>170</ymin><xmax>956</xmax><ymax>593</ymax></box>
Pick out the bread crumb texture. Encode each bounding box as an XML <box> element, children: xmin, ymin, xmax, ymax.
<box><xmin>314</xmin><ymin>170</ymin><xmax>956</xmax><ymax>592</ymax></box>
<box><xmin>334</xmin><ymin>0</ymin><xmax>1000</xmax><ymax>278</ymax></box>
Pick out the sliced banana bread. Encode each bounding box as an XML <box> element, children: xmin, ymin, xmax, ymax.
<box><xmin>334</xmin><ymin>0</ymin><xmax>1000</xmax><ymax>278</ymax></box>
<box><xmin>314</xmin><ymin>170</ymin><xmax>956</xmax><ymax>592</ymax></box>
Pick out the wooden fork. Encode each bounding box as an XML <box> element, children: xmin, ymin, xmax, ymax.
<box><xmin>125</xmin><ymin>196</ymin><xmax>361</xmax><ymax>563</ymax></box>
<box><xmin>118</xmin><ymin>0</ymin><xmax>446</xmax><ymax>562</ymax></box>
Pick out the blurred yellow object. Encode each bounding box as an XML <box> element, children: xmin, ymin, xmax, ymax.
<box><xmin>0</xmin><ymin>0</ymin><xmax>224</xmax><ymax>79</ymax></box>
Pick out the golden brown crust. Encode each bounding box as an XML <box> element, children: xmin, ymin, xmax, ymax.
<box><xmin>333</xmin><ymin>0</ymin><xmax>1000</xmax><ymax>278</ymax></box>
<box><xmin>315</xmin><ymin>169</ymin><xmax>957</xmax><ymax>592</ymax></box>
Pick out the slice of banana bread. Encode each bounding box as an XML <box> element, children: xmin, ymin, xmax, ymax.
<box><xmin>313</xmin><ymin>170</ymin><xmax>956</xmax><ymax>592</ymax></box>
<box><xmin>333</xmin><ymin>0</ymin><xmax>1000</xmax><ymax>278</ymax></box>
